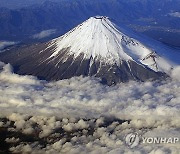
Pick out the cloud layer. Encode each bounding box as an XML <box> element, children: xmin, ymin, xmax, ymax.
<box><xmin>0</xmin><ymin>63</ymin><xmax>180</xmax><ymax>153</ymax></box>
<box><xmin>0</xmin><ymin>113</ymin><xmax>179</xmax><ymax>154</ymax></box>
<box><xmin>32</xmin><ymin>29</ymin><xmax>57</xmax><ymax>39</ymax></box>
<box><xmin>169</xmin><ymin>12</ymin><xmax>180</xmax><ymax>18</ymax></box>
<box><xmin>0</xmin><ymin>41</ymin><xmax>17</xmax><ymax>52</ymax></box>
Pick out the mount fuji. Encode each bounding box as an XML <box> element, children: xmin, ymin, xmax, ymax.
<box><xmin>0</xmin><ymin>16</ymin><xmax>179</xmax><ymax>85</ymax></box>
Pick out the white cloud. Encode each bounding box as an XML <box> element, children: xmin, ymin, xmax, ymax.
<box><xmin>5</xmin><ymin>137</ymin><xmax>20</xmax><ymax>143</ymax></box>
<box><xmin>0</xmin><ymin>63</ymin><xmax>179</xmax><ymax>153</ymax></box>
<box><xmin>169</xmin><ymin>12</ymin><xmax>180</xmax><ymax>18</ymax></box>
<box><xmin>171</xmin><ymin>66</ymin><xmax>180</xmax><ymax>81</ymax></box>
<box><xmin>32</xmin><ymin>29</ymin><xmax>57</xmax><ymax>39</ymax></box>
<box><xmin>1</xmin><ymin>113</ymin><xmax>179</xmax><ymax>154</ymax></box>
<box><xmin>0</xmin><ymin>41</ymin><xmax>17</xmax><ymax>52</ymax></box>
<box><xmin>0</xmin><ymin>63</ymin><xmax>179</xmax><ymax>120</ymax></box>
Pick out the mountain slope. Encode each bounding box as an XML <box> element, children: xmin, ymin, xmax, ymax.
<box><xmin>0</xmin><ymin>16</ymin><xmax>177</xmax><ymax>85</ymax></box>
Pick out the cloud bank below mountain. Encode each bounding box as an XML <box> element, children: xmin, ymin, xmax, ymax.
<box><xmin>0</xmin><ymin>63</ymin><xmax>179</xmax><ymax>153</ymax></box>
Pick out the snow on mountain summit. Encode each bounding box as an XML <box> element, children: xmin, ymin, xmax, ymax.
<box><xmin>48</xmin><ymin>16</ymin><xmax>174</xmax><ymax>74</ymax></box>
<box><xmin>50</xmin><ymin>16</ymin><xmax>132</xmax><ymax>62</ymax></box>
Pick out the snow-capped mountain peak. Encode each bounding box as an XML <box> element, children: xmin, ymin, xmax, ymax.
<box><xmin>1</xmin><ymin>16</ymin><xmax>178</xmax><ymax>85</ymax></box>
<box><xmin>49</xmin><ymin>16</ymin><xmax>131</xmax><ymax>63</ymax></box>
<box><xmin>48</xmin><ymin>16</ymin><xmax>173</xmax><ymax>73</ymax></box>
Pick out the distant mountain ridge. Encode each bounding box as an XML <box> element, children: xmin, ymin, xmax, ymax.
<box><xmin>0</xmin><ymin>0</ymin><xmax>180</xmax><ymax>47</ymax></box>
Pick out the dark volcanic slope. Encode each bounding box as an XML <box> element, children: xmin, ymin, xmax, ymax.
<box><xmin>0</xmin><ymin>42</ymin><xmax>166</xmax><ymax>85</ymax></box>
